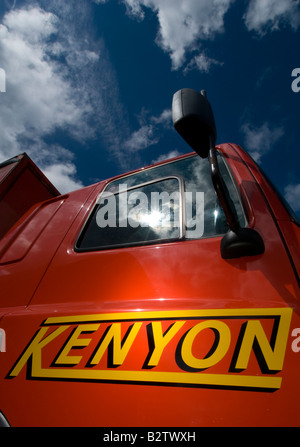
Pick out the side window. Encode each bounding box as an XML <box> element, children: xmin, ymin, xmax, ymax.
<box><xmin>77</xmin><ymin>177</ymin><xmax>183</xmax><ymax>249</ymax></box>
<box><xmin>76</xmin><ymin>154</ymin><xmax>246</xmax><ymax>251</ymax></box>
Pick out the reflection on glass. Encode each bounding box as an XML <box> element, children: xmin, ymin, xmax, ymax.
<box><xmin>79</xmin><ymin>178</ymin><xmax>181</xmax><ymax>248</ymax></box>
<box><xmin>77</xmin><ymin>153</ymin><xmax>246</xmax><ymax>250</ymax></box>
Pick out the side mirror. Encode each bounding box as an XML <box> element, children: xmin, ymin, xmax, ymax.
<box><xmin>172</xmin><ymin>88</ymin><xmax>264</xmax><ymax>259</ymax></box>
<box><xmin>172</xmin><ymin>89</ymin><xmax>216</xmax><ymax>159</ymax></box>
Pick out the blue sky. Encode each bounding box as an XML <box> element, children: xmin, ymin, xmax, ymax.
<box><xmin>0</xmin><ymin>0</ymin><xmax>299</xmax><ymax>217</ymax></box>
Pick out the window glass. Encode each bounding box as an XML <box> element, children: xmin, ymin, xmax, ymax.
<box><xmin>76</xmin><ymin>153</ymin><xmax>246</xmax><ymax>251</ymax></box>
<box><xmin>78</xmin><ymin>177</ymin><xmax>182</xmax><ymax>249</ymax></box>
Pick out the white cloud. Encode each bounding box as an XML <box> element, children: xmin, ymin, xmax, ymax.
<box><xmin>94</xmin><ymin>0</ymin><xmax>300</xmax><ymax>71</ymax></box>
<box><xmin>124</xmin><ymin>125</ymin><xmax>158</xmax><ymax>152</ymax></box>
<box><xmin>284</xmin><ymin>183</ymin><xmax>300</xmax><ymax>212</ymax></box>
<box><xmin>2</xmin><ymin>5</ymin><xmax>56</xmax><ymax>43</ymax></box>
<box><xmin>184</xmin><ymin>51</ymin><xmax>223</xmax><ymax>74</ymax></box>
<box><xmin>42</xmin><ymin>162</ymin><xmax>84</xmax><ymax>194</ymax></box>
<box><xmin>124</xmin><ymin>108</ymin><xmax>172</xmax><ymax>152</ymax></box>
<box><xmin>0</xmin><ymin>6</ymin><xmax>89</xmax><ymax>191</ymax></box>
<box><xmin>122</xmin><ymin>0</ymin><xmax>146</xmax><ymax>19</ymax></box>
<box><xmin>244</xmin><ymin>0</ymin><xmax>300</xmax><ymax>35</ymax></box>
<box><xmin>0</xmin><ymin>2</ymin><xmax>130</xmax><ymax>192</ymax></box>
<box><xmin>151</xmin><ymin>108</ymin><xmax>172</xmax><ymax>125</ymax></box>
<box><xmin>241</xmin><ymin>122</ymin><xmax>284</xmax><ymax>163</ymax></box>
<box><xmin>152</xmin><ymin>150</ymin><xmax>182</xmax><ymax>164</ymax></box>
<box><xmin>120</xmin><ymin>0</ymin><xmax>233</xmax><ymax>70</ymax></box>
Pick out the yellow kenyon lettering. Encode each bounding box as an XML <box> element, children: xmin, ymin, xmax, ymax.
<box><xmin>146</xmin><ymin>321</ymin><xmax>186</xmax><ymax>367</ymax></box>
<box><xmin>6</xmin><ymin>308</ymin><xmax>292</xmax><ymax>392</ymax></box>
<box><xmin>55</xmin><ymin>324</ymin><xmax>100</xmax><ymax>366</ymax></box>
<box><xmin>233</xmin><ymin>319</ymin><xmax>290</xmax><ymax>373</ymax></box>
<box><xmin>180</xmin><ymin>320</ymin><xmax>231</xmax><ymax>370</ymax></box>
<box><xmin>88</xmin><ymin>322</ymin><xmax>142</xmax><ymax>366</ymax></box>
<box><xmin>8</xmin><ymin>325</ymin><xmax>70</xmax><ymax>377</ymax></box>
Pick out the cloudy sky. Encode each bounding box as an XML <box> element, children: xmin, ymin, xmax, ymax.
<box><xmin>0</xmin><ymin>0</ymin><xmax>299</xmax><ymax>216</ymax></box>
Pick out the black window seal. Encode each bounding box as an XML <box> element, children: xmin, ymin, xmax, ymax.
<box><xmin>219</xmin><ymin>153</ymin><xmax>248</xmax><ymax>229</ymax></box>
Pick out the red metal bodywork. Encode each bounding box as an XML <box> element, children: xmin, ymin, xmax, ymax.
<box><xmin>0</xmin><ymin>144</ymin><xmax>299</xmax><ymax>426</ymax></box>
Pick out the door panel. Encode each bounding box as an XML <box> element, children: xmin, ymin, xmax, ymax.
<box><xmin>1</xmin><ymin>149</ymin><xmax>299</xmax><ymax>426</ymax></box>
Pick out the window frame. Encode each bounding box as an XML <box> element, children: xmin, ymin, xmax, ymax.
<box><xmin>75</xmin><ymin>175</ymin><xmax>185</xmax><ymax>252</ymax></box>
<box><xmin>74</xmin><ymin>152</ymin><xmax>247</xmax><ymax>252</ymax></box>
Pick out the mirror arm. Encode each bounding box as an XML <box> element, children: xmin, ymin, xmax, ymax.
<box><xmin>208</xmin><ymin>135</ymin><xmax>265</xmax><ymax>259</ymax></box>
<box><xmin>208</xmin><ymin>136</ymin><xmax>240</xmax><ymax>233</ymax></box>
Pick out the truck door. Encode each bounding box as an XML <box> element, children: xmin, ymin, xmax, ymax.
<box><xmin>1</xmin><ymin>146</ymin><xmax>299</xmax><ymax>426</ymax></box>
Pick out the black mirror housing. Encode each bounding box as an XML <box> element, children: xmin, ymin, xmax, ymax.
<box><xmin>172</xmin><ymin>89</ymin><xmax>217</xmax><ymax>158</ymax></box>
<box><xmin>221</xmin><ymin>228</ymin><xmax>265</xmax><ymax>259</ymax></box>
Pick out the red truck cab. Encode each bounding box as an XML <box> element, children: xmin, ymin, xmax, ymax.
<box><xmin>0</xmin><ymin>90</ymin><xmax>299</xmax><ymax>426</ymax></box>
